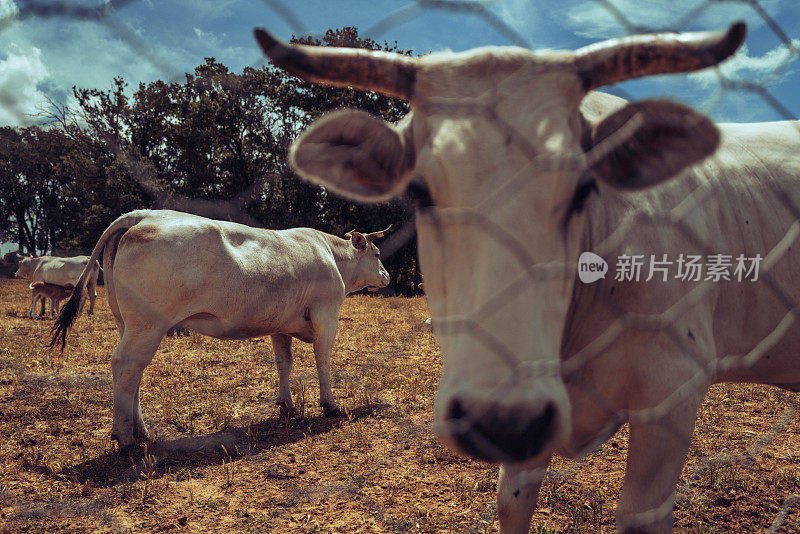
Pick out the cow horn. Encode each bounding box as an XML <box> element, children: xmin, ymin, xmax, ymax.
<box><xmin>254</xmin><ymin>28</ymin><xmax>417</xmax><ymax>101</ymax></box>
<box><xmin>367</xmin><ymin>224</ymin><xmax>393</xmax><ymax>240</ymax></box>
<box><xmin>344</xmin><ymin>229</ymin><xmax>356</xmax><ymax>239</ymax></box>
<box><xmin>575</xmin><ymin>21</ymin><xmax>746</xmax><ymax>90</ymax></box>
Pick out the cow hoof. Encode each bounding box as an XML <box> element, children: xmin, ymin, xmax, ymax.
<box><xmin>118</xmin><ymin>443</ymin><xmax>136</xmax><ymax>456</ymax></box>
<box><xmin>321</xmin><ymin>402</ymin><xmax>341</xmax><ymax>417</ymax></box>
<box><xmin>110</xmin><ymin>432</ymin><xmax>135</xmax><ymax>453</ymax></box>
<box><xmin>133</xmin><ymin>427</ymin><xmax>150</xmax><ymax>443</ymax></box>
<box><xmin>277</xmin><ymin>402</ymin><xmax>295</xmax><ymax>418</ymax></box>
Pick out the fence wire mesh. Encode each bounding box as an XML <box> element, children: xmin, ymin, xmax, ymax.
<box><xmin>2</xmin><ymin>0</ymin><xmax>800</xmax><ymax>531</ymax></box>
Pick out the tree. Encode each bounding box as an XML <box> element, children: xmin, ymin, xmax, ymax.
<box><xmin>0</xmin><ymin>126</ymin><xmax>87</xmax><ymax>254</ymax></box>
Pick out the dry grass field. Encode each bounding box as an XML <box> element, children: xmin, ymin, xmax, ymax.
<box><xmin>1</xmin><ymin>277</ymin><xmax>800</xmax><ymax>533</ymax></box>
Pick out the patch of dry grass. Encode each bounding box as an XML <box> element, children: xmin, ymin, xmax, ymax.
<box><xmin>1</xmin><ymin>278</ymin><xmax>799</xmax><ymax>533</ymax></box>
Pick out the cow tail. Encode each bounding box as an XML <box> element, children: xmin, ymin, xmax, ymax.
<box><xmin>50</xmin><ymin>276</ymin><xmax>86</xmax><ymax>352</ymax></box>
<box><xmin>50</xmin><ymin>210</ymin><xmax>151</xmax><ymax>353</ymax></box>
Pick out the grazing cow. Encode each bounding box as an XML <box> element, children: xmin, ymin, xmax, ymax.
<box><xmin>252</xmin><ymin>23</ymin><xmax>796</xmax><ymax>532</ymax></box>
<box><xmin>15</xmin><ymin>255</ymin><xmax>100</xmax><ymax>315</ymax></box>
<box><xmin>29</xmin><ymin>281</ymin><xmax>73</xmax><ymax>319</ymax></box>
<box><xmin>51</xmin><ymin>209</ymin><xmax>391</xmax><ymax>449</ymax></box>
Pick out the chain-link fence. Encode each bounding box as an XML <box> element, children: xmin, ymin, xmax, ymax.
<box><xmin>2</xmin><ymin>0</ymin><xmax>800</xmax><ymax>531</ymax></box>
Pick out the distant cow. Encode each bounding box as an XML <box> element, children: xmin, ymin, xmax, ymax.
<box><xmin>3</xmin><ymin>251</ymin><xmax>30</xmax><ymax>264</ymax></box>
<box><xmin>29</xmin><ymin>282</ymin><xmax>73</xmax><ymax>319</ymax></box>
<box><xmin>51</xmin><ymin>209</ymin><xmax>391</xmax><ymax>449</ymax></box>
<box><xmin>15</xmin><ymin>255</ymin><xmax>100</xmax><ymax>315</ymax></box>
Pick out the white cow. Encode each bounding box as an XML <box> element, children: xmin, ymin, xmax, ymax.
<box><xmin>15</xmin><ymin>255</ymin><xmax>100</xmax><ymax>315</ymax></box>
<box><xmin>51</xmin><ymin>209</ymin><xmax>390</xmax><ymax>449</ymax></box>
<box><xmin>253</xmin><ymin>23</ymin><xmax>793</xmax><ymax>532</ymax></box>
<box><xmin>29</xmin><ymin>281</ymin><xmax>73</xmax><ymax>319</ymax></box>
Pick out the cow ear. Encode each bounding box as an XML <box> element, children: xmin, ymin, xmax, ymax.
<box><xmin>290</xmin><ymin>110</ymin><xmax>415</xmax><ymax>202</ymax></box>
<box><xmin>588</xmin><ymin>99</ymin><xmax>719</xmax><ymax>190</ymax></box>
<box><xmin>350</xmin><ymin>231</ymin><xmax>368</xmax><ymax>251</ymax></box>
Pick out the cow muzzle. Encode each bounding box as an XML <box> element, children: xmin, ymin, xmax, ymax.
<box><xmin>434</xmin><ymin>385</ymin><xmax>568</xmax><ymax>463</ymax></box>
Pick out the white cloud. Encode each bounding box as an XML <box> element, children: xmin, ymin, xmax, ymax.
<box><xmin>23</xmin><ymin>19</ymin><xmax>178</xmax><ymax>95</ymax></box>
<box><xmin>0</xmin><ymin>11</ymin><xmax>178</xmax><ymax>127</ymax></box>
<box><xmin>0</xmin><ymin>0</ymin><xmax>18</xmax><ymax>20</ymax></box>
<box><xmin>559</xmin><ymin>0</ymin><xmax>788</xmax><ymax>40</ymax></box>
<box><xmin>194</xmin><ymin>26</ymin><xmax>222</xmax><ymax>49</ymax></box>
<box><xmin>487</xmin><ymin>0</ymin><xmax>794</xmax><ymax>56</ymax></box>
<box><xmin>0</xmin><ymin>4</ymin><xmax>257</xmax><ymax>128</ymax></box>
<box><xmin>688</xmin><ymin>40</ymin><xmax>799</xmax><ymax>88</ymax></box>
<box><xmin>180</xmin><ymin>0</ymin><xmax>238</xmax><ymax>21</ymax></box>
<box><xmin>563</xmin><ymin>0</ymin><xmax>711</xmax><ymax>38</ymax></box>
<box><xmin>0</xmin><ymin>45</ymin><xmax>49</xmax><ymax>127</ymax></box>
<box><xmin>489</xmin><ymin>0</ymin><xmax>550</xmax><ymax>47</ymax></box>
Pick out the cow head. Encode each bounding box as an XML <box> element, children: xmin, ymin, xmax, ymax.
<box><xmin>256</xmin><ymin>23</ymin><xmax>745</xmax><ymax>463</ymax></box>
<box><xmin>3</xmin><ymin>251</ymin><xmax>27</xmax><ymax>264</ymax></box>
<box><xmin>14</xmin><ymin>256</ymin><xmax>35</xmax><ymax>279</ymax></box>
<box><xmin>345</xmin><ymin>226</ymin><xmax>392</xmax><ymax>292</ymax></box>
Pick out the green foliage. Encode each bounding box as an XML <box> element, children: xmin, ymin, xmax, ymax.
<box><xmin>0</xmin><ymin>27</ymin><xmax>421</xmax><ymax>293</ymax></box>
<box><xmin>0</xmin><ymin>124</ymin><xmax>142</xmax><ymax>254</ymax></box>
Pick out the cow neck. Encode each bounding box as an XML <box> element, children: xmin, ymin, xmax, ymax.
<box><xmin>325</xmin><ymin>235</ymin><xmax>364</xmax><ymax>294</ymax></box>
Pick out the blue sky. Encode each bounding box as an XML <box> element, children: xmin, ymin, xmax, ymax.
<box><xmin>0</xmin><ymin>0</ymin><xmax>798</xmax><ymax>126</ymax></box>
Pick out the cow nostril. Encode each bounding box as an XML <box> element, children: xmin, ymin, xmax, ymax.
<box><xmin>447</xmin><ymin>398</ymin><xmax>466</xmax><ymax>422</ymax></box>
<box><xmin>443</xmin><ymin>397</ymin><xmax>559</xmax><ymax>462</ymax></box>
<box><xmin>530</xmin><ymin>403</ymin><xmax>556</xmax><ymax>440</ymax></box>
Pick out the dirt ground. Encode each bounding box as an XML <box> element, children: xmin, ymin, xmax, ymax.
<box><xmin>1</xmin><ymin>278</ymin><xmax>799</xmax><ymax>533</ymax></box>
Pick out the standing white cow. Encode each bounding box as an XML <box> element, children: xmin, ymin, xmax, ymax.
<box><xmin>51</xmin><ymin>209</ymin><xmax>391</xmax><ymax>450</ymax></box>
<box><xmin>252</xmin><ymin>23</ymin><xmax>794</xmax><ymax>533</ymax></box>
<box><xmin>15</xmin><ymin>255</ymin><xmax>100</xmax><ymax>316</ymax></box>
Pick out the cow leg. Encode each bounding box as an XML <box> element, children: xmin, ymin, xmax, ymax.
<box><xmin>311</xmin><ymin>313</ymin><xmax>340</xmax><ymax>416</ymax></box>
<box><xmin>104</xmin><ymin>244</ymin><xmax>124</xmax><ymax>338</ymax></box>
<box><xmin>110</xmin><ymin>332</ymin><xmax>162</xmax><ymax>450</ymax></box>
<box><xmin>85</xmin><ymin>282</ymin><xmax>96</xmax><ymax>315</ymax></box>
<box><xmin>115</xmin><ymin>323</ymin><xmax>125</xmax><ymax>339</ymax></box>
<box><xmin>132</xmin><ymin>383</ymin><xmax>147</xmax><ymax>442</ymax></box>
<box><xmin>29</xmin><ymin>293</ymin><xmax>45</xmax><ymax>319</ymax></box>
<box><xmin>616</xmin><ymin>392</ymin><xmax>704</xmax><ymax>533</ymax></box>
<box><xmin>270</xmin><ymin>334</ymin><xmax>294</xmax><ymax>417</ymax></box>
<box><xmin>28</xmin><ymin>293</ymin><xmax>38</xmax><ymax>319</ymax></box>
<box><xmin>497</xmin><ymin>462</ymin><xmax>549</xmax><ymax>533</ymax></box>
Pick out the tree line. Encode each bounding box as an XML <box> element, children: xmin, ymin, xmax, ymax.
<box><xmin>0</xmin><ymin>28</ymin><xmax>422</xmax><ymax>294</ymax></box>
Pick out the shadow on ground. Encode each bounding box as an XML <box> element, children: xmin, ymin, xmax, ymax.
<box><xmin>58</xmin><ymin>404</ymin><xmax>389</xmax><ymax>487</ymax></box>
